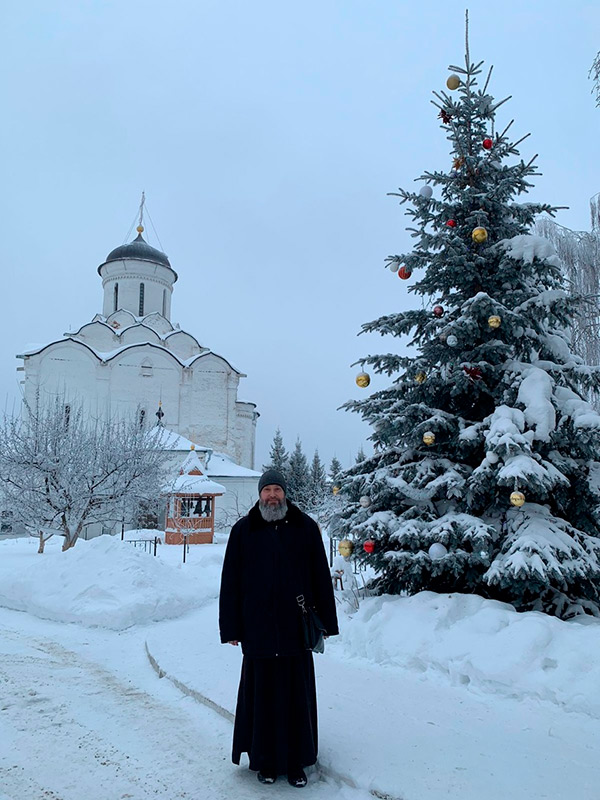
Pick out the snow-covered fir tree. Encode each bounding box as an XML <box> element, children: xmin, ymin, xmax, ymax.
<box><xmin>355</xmin><ymin>446</ymin><xmax>366</xmax><ymax>464</ymax></box>
<box><xmin>329</xmin><ymin>456</ymin><xmax>342</xmax><ymax>487</ymax></box>
<box><xmin>339</xmin><ymin>35</ymin><xmax>600</xmax><ymax>618</ymax></box>
<box><xmin>287</xmin><ymin>438</ymin><xmax>311</xmax><ymax>507</ymax></box>
<box><xmin>308</xmin><ymin>450</ymin><xmax>328</xmax><ymax>510</ymax></box>
<box><xmin>263</xmin><ymin>427</ymin><xmax>289</xmax><ymax>478</ymax></box>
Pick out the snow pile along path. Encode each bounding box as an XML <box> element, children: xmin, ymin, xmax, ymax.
<box><xmin>0</xmin><ymin>536</ymin><xmax>221</xmax><ymax>629</ymax></box>
<box><xmin>147</xmin><ymin>602</ymin><xmax>600</xmax><ymax>800</ymax></box>
<box><xmin>337</xmin><ymin>591</ymin><xmax>600</xmax><ymax>717</ymax></box>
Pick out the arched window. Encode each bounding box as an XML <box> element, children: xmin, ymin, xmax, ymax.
<box><xmin>162</xmin><ymin>289</ymin><xmax>167</xmax><ymax>317</ymax></box>
<box><xmin>113</xmin><ymin>282</ymin><xmax>119</xmax><ymax>312</ymax></box>
<box><xmin>64</xmin><ymin>404</ymin><xmax>71</xmax><ymax>431</ymax></box>
<box><xmin>138</xmin><ymin>283</ymin><xmax>145</xmax><ymax>316</ymax></box>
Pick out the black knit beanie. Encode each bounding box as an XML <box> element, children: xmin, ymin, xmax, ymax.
<box><xmin>258</xmin><ymin>468</ymin><xmax>287</xmax><ymax>495</ymax></box>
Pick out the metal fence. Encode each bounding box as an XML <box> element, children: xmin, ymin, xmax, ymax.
<box><xmin>123</xmin><ymin>537</ymin><xmax>160</xmax><ymax>556</ymax></box>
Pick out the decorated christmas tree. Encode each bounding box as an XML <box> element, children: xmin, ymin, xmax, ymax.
<box><xmin>340</xmin><ymin>23</ymin><xmax>600</xmax><ymax>618</ymax></box>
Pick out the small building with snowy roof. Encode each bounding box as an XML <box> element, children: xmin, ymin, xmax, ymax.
<box><xmin>161</xmin><ymin>430</ymin><xmax>260</xmax><ymax>529</ymax></box>
<box><xmin>164</xmin><ymin>446</ymin><xmax>225</xmax><ymax>544</ymax></box>
<box><xmin>16</xmin><ymin>222</ymin><xmax>259</xmax><ymax>473</ymax></box>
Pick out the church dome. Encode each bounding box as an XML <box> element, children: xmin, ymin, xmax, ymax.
<box><xmin>105</xmin><ymin>232</ymin><xmax>171</xmax><ymax>267</ymax></box>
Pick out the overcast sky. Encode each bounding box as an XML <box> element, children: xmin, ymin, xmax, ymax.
<box><xmin>1</xmin><ymin>0</ymin><xmax>599</xmax><ymax>470</ymax></box>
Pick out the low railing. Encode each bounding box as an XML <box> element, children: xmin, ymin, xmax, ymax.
<box><xmin>123</xmin><ymin>537</ymin><xmax>160</xmax><ymax>556</ymax></box>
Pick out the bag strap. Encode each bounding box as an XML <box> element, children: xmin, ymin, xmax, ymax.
<box><xmin>296</xmin><ymin>594</ymin><xmax>307</xmax><ymax>613</ymax></box>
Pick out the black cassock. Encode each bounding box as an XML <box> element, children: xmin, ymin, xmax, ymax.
<box><xmin>219</xmin><ymin>501</ymin><xmax>338</xmax><ymax>775</ymax></box>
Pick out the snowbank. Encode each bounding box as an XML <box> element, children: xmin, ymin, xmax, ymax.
<box><xmin>0</xmin><ymin>535</ymin><xmax>223</xmax><ymax>630</ymax></box>
<box><xmin>336</xmin><ymin>591</ymin><xmax>600</xmax><ymax>717</ymax></box>
<box><xmin>3</xmin><ymin>535</ymin><xmax>600</xmax><ymax>720</ymax></box>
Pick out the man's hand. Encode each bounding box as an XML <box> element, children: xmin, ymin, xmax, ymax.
<box><xmin>228</xmin><ymin>640</ymin><xmax>239</xmax><ymax>646</ymax></box>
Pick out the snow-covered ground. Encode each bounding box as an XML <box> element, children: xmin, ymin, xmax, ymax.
<box><xmin>0</xmin><ymin>533</ymin><xmax>599</xmax><ymax>800</ymax></box>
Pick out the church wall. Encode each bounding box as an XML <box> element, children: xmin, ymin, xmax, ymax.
<box><xmin>75</xmin><ymin>323</ymin><xmax>117</xmax><ymax>350</ymax></box>
<box><xmin>181</xmin><ymin>355</ymin><xmax>235</xmax><ymax>453</ymax></box>
<box><xmin>106</xmin><ymin>348</ymin><xmax>182</xmax><ymax>424</ymax></box>
<box><xmin>213</xmin><ymin>476</ymin><xmax>259</xmax><ymax>529</ymax></box>
<box><xmin>235</xmin><ymin>403</ymin><xmax>258</xmax><ymax>469</ymax></box>
<box><xmin>119</xmin><ymin>326</ymin><xmax>162</xmax><ymax>346</ymax></box>
<box><xmin>164</xmin><ymin>332</ymin><xmax>203</xmax><ymax>360</ymax></box>
<box><xmin>23</xmin><ymin>343</ymin><xmax>109</xmax><ymax>411</ymax></box>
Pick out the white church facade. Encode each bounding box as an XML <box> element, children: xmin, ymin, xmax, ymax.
<box><xmin>16</xmin><ymin>225</ymin><xmax>260</xmax><ymax>531</ymax></box>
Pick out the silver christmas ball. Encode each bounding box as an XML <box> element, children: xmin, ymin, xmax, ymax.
<box><xmin>419</xmin><ymin>185</ymin><xmax>433</xmax><ymax>199</ymax></box>
<box><xmin>446</xmin><ymin>334</ymin><xmax>458</xmax><ymax>347</ymax></box>
<box><xmin>428</xmin><ymin>542</ymin><xmax>448</xmax><ymax>560</ymax></box>
<box><xmin>359</xmin><ymin>495</ymin><xmax>371</xmax><ymax>508</ymax></box>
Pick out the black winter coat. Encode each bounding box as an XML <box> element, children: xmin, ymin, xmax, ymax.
<box><xmin>219</xmin><ymin>501</ymin><xmax>339</xmax><ymax>657</ymax></box>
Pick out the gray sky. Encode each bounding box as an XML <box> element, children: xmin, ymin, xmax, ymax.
<box><xmin>2</xmin><ymin>0</ymin><xmax>599</xmax><ymax>470</ymax></box>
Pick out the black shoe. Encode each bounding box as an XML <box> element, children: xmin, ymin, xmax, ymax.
<box><xmin>287</xmin><ymin>768</ymin><xmax>307</xmax><ymax>788</ymax></box>
<box><xmin>257</xmin><ymin>770</ymin><xmax>277</xmax><ymax>785</ymax></box>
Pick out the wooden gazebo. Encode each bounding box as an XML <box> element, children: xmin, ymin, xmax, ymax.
<box><xmin>165</xmin><ymin>446</ymin><xmax>225</xmax><ymax>545</ymax></box>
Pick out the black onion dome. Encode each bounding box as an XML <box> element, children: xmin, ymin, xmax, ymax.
<box><xmin>105</xmin><ymin>233</ymin><xmax>171</xmax><ymax>267</ymax></box>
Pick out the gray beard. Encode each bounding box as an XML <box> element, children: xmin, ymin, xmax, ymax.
<box><xmin>259</xmin><ymin>498</ymin><xmax>288</xmax><ymax>522</ymax></box>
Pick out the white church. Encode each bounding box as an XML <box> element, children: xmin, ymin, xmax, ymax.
<box><xmin>16</xmin><ymin>223</ymin><xmax>261</xmax><ymax>532</ymax></box>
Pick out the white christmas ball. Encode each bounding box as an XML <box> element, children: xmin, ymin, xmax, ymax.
<box><xmin>428</xmin><ymin>542</ymin><xmax>448</xmax><ymax>560</ymax></box>
<box><xmin>388</xmin><ymin>261</ymin><xmax>399</xmax><ymax>272</ymax></box>
<box><xmin>419</xmin><ymin>185</ymin><xmax>433</xmax><ymax>199</ymax></box>
<box><xmin>446</xmin><ymin>334</ymin><xmax>458</xmax><ymax>347</ymax></box>
<box><xmin>359</xmin><ymin>495</ymin><xmax>371</xmax><ymax>508</ymax></box>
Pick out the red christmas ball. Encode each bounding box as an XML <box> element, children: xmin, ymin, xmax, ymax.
<box><xmin>363</xmin><ymin>539</ymin><xmax>375</xmax><ymax>554</ymax></box>
<box><xmin>433</xmin><ymin>305</ymin><xmax>444</xmax><ymax>317</ymax></box>
<box><xmin>398</xmin><ymin>266</ymin><xmax>412</xmax><ymax>280</ymax></box>
<box><xmin>482</xmin><ymin>138</ymin><xmax>493</xmax><ymax>150</ymax></box>
<box><xmin>463</xmin><ymin>366</ymin><xmax>482</xmax><ymax>380</ymax></box>
<box><xmin>445</xmin><ymin>219</ymin><xmax>457</xmax><ymax>228</ymax></box>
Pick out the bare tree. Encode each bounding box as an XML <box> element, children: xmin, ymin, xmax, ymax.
<box><xmin>214</xmin><ymin>489</ymin><xmax>254</xmax><ymax>529</ymax></box>
<box><xmin>536</xmin><ymin>205</ymin><xmax>600</xmax><ymax>408</ymax></box>
<box><xmin>0</xmin><ymin>397</ymin><xmax>170</xmax><ymax>550</ymax></box>
<box><xmin>590</xmin><ymin>52</ymin><xmax>600</xmax><ymax>107</ymax></box>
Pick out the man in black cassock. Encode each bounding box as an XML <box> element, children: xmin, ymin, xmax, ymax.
<box><xmin>219</xmin><ymin>468</ymin><xmax>338</xmax><ymax>788</ymax></box>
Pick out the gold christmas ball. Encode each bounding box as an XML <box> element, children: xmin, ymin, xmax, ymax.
<box><xmin>332</xmin><ymin>485</ymin><xmax>340</xmax><ymax>495</ymax></box>
<box><xmin>423</xmin><ymin>431</ymin><xmax>435</xmax><ymax>446</ymax></box>
<box><xmin>472</xmin><ymin>227</ymin><xmax>488</xmax><ymax>244</ymax></box>
<box><xmin>356</xmin><ymin>371</ymin><xmax>371</xmax><ymax>388</ymax></box>
<box><xmin>446</xmin><ymin>74</ymin><xmax>461</xmax><ymax>90</ymax></box>
<box><xmin>488</xmin><ymin>315</ymin><xmax>501</xmax><ymax>329</ymax></box>
<box><xmin>415</xmin><ymin>371</ymin><xmax>427</xmax><ymax>384</ymax></box>
<box><xmin>338</xmin><ymin>539</ymin><xmax>354</xmax><ymax>557</ymax></box>
<box><xmin>510</xmin><ymin>491</ymin><xmax>525</xmax><ymax>507</ymax></box>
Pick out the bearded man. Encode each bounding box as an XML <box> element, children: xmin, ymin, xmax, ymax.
<box><xmin>219</xmin><ymin>468</ymin><xmax>338</xmax><ymax>788</ymax></box>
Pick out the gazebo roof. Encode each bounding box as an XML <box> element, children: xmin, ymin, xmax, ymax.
<box><xmin>170</xmin><ymin>474</ymin><xmax>225</xmax><ymax>495</ymax></box>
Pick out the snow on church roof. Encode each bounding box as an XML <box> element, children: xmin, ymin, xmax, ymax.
<box><xmin>16</xmin><ymin>337</ymin><xmax>246</xmax><ymax>376</ymax></box>
<box><xmin>159</xmin><ymin>429</ymin><xmax>259</xmax><ymax>478</ymax></box>
<box><xmin>160</xmin><ymin>429</ymin><xmax>211</xmax><ymax>452</ymax></box>
<box><xmin>206</xmin><ymin>451</ymin><xmax>261</xmax><ymax>478</ymax></box>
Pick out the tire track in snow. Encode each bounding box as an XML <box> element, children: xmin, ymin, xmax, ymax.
<box><xmin>0</xmin><ymin>627</ymin><xmax>371</xmax><ymax>800</ymax></box>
